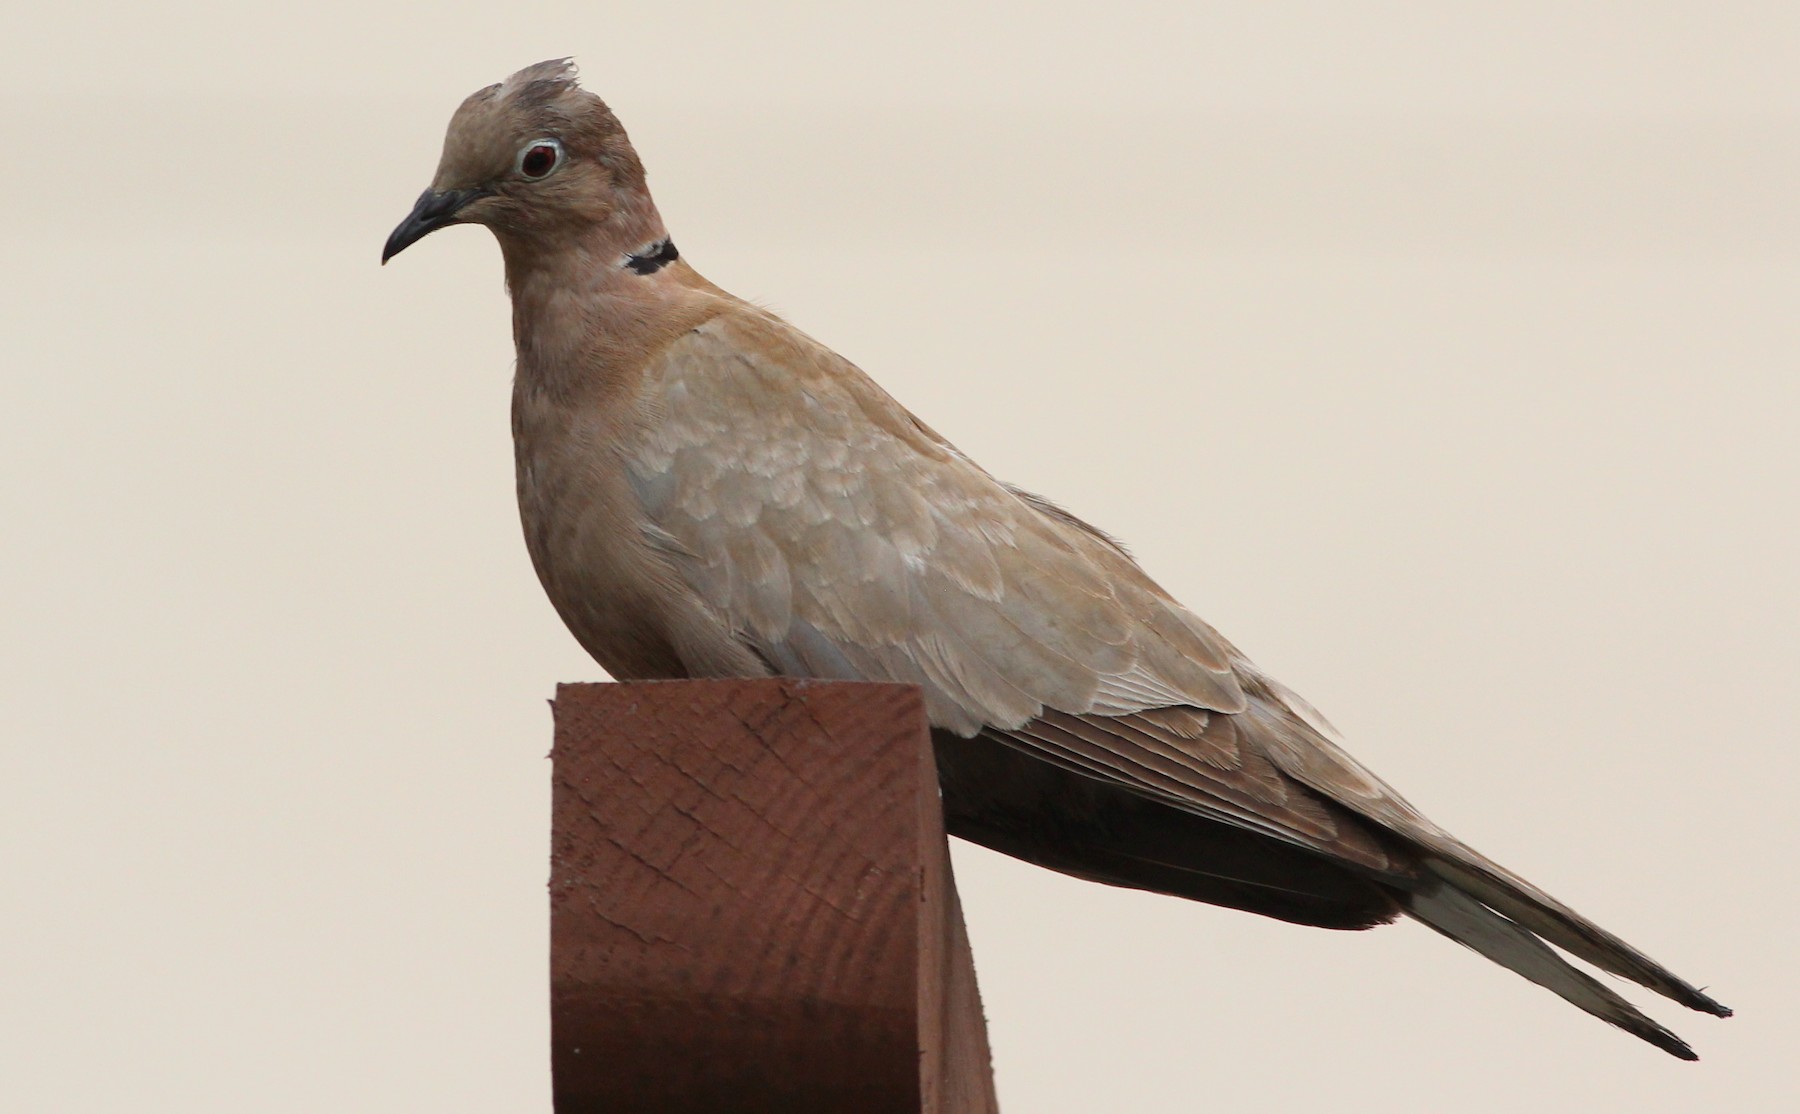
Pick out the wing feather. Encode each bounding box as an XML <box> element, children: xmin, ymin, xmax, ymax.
<box><xmin>622</xmin><ymin>311</ymin><xmax>1400</xmax><ymax>866</ymax></box>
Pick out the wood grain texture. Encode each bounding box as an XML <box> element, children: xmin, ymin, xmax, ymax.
<box><xmin>550</xmin><ymin>679</ymin><xmax>998</xmax><ymax>1113</ymax></box>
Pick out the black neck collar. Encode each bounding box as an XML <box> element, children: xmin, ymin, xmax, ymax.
<box><xmin>624</xmin><ymin>237</ymin><xmax>679</xmax><ymax>275</ymax></box>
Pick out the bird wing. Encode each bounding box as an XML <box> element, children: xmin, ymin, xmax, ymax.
<box><xmin>626</xmin><ymin>308</ymin><xmax>1408</xmax><ymax>870</ymax></box>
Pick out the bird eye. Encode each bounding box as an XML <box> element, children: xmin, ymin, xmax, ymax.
<box><xmin>516</xmin><ymin>138</ymin><xmax>564</xmax><ymax>180</ymax></box>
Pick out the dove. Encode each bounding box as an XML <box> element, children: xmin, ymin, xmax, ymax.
<box><xmin>383</xmin><ymin>59</ymin><xmax>1729</xmax><ymax>1059</ymax></box>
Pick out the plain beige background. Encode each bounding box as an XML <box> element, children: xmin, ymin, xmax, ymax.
<box><xmin>3</xmin><ymin>2</ymin><xmax>1795</xmax><ymax>1110</ymax></box>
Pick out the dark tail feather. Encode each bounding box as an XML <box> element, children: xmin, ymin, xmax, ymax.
<box><xmin>1396</xmin><ymin>878</ymin><xmax>1701</xmax><ymax>1060</ymax></box>
<box><xmin>1424</xmin><ymin>858</ymin><xmax>1731</xmax><ymax>1018</ymax></box>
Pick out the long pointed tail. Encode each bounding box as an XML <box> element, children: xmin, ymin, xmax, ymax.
<box><xmin>1397</xmin><ymin>879</ymin><xmax>1695</xmax><ymax>1058</ymax></box>
<box><xmin>1422</xmin><ymin>856</ymin><xmax>1730</xmax><ymax>1018</ymax></box>
<box><xmin>1391</xmin><ymin>855</ymin><xmax>1729</xmax><ymax>1060</ymax></box>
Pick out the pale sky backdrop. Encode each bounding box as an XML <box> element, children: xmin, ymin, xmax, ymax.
<box><xmin>3</xmin><ymin>3</ymin><xmax>1796</xmax><ymax>1111</ymax></box>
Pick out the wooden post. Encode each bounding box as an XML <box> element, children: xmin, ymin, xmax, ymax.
<box><xmin>549</xmin><ymin>679</ymin><xmax>999</xmax><ymax>1113</ymax></box>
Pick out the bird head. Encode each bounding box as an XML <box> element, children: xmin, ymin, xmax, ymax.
<box><xmin>382</xmin><ymin>59</ymin><xmax>661</xmax><ymax>265</ymax></box>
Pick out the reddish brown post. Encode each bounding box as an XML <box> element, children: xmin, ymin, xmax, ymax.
<box><xmin>550</xmin><ymin>679</ymin><xmax>999</xmax><ymax>1113</ymax></box>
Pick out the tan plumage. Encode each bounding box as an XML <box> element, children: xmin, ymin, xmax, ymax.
<box><xmin>385</xmin><ymin>59</ymin><xmax>1729</xmax><ymax>1059</ymax></box>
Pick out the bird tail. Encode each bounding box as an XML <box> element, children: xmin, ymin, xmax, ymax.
<box><xmin>1390</xmin><ymin>851</ymin><xmax>1730</xmax><ymax>1060</ymax></box>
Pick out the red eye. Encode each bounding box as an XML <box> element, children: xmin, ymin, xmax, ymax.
<box><xmin>518</xmin><ymin>140</ymin><xmax>562</xmax><ymax>180</ymax></box>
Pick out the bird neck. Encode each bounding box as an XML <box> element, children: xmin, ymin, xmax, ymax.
<box><xmin>502</xmin><ymin>228</ymin><xmax>728</xmax><ymax>405</ymax></box>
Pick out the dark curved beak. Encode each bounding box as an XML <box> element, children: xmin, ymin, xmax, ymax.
<box><xmin>381</xmin><ymin>187</ymin><xmax>485</xmax><ymax>264</ymax></box>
